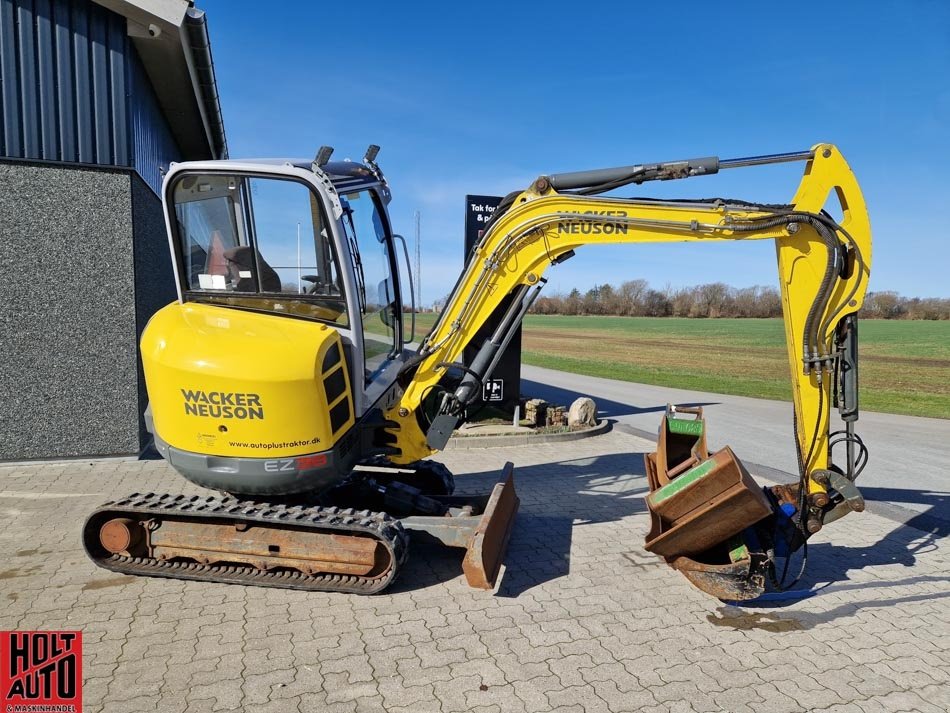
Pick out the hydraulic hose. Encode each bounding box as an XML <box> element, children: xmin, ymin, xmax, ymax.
<box><xmin>802</xmin><ymin>218</ymin><xmax>840</xmax><ymax>368</ymax></box>
<box><xmin>727</xmin><ymin>213</ymin><xmax>840</xmax><ymax>372</ymax></box>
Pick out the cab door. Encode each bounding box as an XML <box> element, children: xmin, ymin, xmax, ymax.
<box><xmin>337</xmin><ymin>186</ymin><xmax>405</xmax><ymax>414</ymax></box>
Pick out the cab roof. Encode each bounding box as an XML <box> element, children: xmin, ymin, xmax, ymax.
<box><xmin>191</xmin><ymin>158</ymin><xmax>373</xmax><ymax>177</ymax></box>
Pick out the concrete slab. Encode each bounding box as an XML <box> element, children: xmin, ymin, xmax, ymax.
<box><xmin>1</xmin><ymin>431</ymin><xmax>948</xmax><ymax>712</ymax></box>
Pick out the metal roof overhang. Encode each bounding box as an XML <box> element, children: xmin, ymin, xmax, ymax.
<box><xmin>93</xmin><ymin>0</ymin><xmax>228</xmax><ymax>160</ymax></box>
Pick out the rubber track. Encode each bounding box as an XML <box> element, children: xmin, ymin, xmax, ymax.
<box><xmin>82</xmin><ymin>492</ymin><xmax>409</xmax><ymax>594</ymax></box>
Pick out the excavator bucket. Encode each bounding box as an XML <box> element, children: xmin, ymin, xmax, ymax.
<box><xmin>644</xmin><ymin>406</ymin><xmax>775</xmax><ymax>600</ymax></box>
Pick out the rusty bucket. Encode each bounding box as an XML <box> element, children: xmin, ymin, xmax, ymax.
<box><xmin>644</xmin><ymin>446</ymin><xmax>772</xmax><ymax>558</ymax></box>
<box><xmin>643</xmin><ymin>407</ymin><xmax>775</xmax><ymax>600</ymax></box>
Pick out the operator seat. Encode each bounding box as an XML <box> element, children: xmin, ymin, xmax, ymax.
<box><xmin>223</xmin><ymin>246</ymin><xmax>282</xmax><ymax>292</ymax></box>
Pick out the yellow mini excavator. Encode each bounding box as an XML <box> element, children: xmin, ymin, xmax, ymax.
<box><xmin>83</xmin><ymin>143</ymin><xmax>871</xmax><ymax>599</ymax></box>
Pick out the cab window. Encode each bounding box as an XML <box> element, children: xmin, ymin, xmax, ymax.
<box><xmin>172</xmin><ymin>174</ymin><xmax>348</xmax><ymax>326</ymax></box>
<box><xmin>338</xmin><ymin>190</ymin><xmax>399</xmax><ymax>380</ymax></box>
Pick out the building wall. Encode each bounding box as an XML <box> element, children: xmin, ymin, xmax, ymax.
<box><xmin>129</xmin><ymin>49</ymin><xmax>182</xmax><ymax>194</ymax></box>
<box><xmin>130</xmin><ymin>172</ymin><xmax>177</xmax><ymax>447</ymax></box>
<box><xmin>0</xmin><ymin>0</ymin><xmax>129</xmax><ymax>164</ymax></box>
<box><xmin>0</xmin><ymin>162</ymin><xmax>143</xmax><ymax>459</ymax></box>
<box><xmin>0</xmin><ymin>0</ymin><xmax>182</xmax><ymax>193</ymax></box>
<box><xmin>0</xmin><ymin>0</ymin><xmax>191</xmax><ymax>460</ymax></box>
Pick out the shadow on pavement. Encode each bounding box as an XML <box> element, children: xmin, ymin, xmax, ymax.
<box><xmin>722</xmin><ymin>486</ymin><xmax>949</xmax><ymax>624</ymax></box>
<box><xmin>521</xmin><ymin>378</ymin><xmax>718</xmax><ymax>419</ymax></box>
<box><xmin>395</xmin><ymin>444</ymin><xmax>949</xmax><ymax>612</ymax></box>
<box><xmin>389</xmin><ymin>451</ymin><xmax>649</xmax><ymax>596</ymax></box>
<box><xmin>862</xmin><ymin>486</ymin><xmax>950</xmax><ymax>533</ymax></box>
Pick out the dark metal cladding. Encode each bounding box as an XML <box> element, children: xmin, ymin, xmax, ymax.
<box><xmin>1</xmin><ymin>0</ymin><xmax>126</xmax><ymax>164</ymax></box>
<box><xmin>129</xmin><ymin>49</ymin><xmax>181</xmax><ymax>193</ymax></box>
<box><xmin>0</xmin><ymin>0</ymin><xmax>181</xmax><ymax>193</ymax></box>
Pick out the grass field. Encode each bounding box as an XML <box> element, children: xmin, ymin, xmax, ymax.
<box><xmin>409</xmin><ymin>313</ymin><xmax>950</xmax><ymax>418</ymax></box>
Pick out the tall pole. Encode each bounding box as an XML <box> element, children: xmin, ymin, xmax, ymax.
<box><xmin>296</xmin><ymin>222</ymin><xmax>301</xmax><ymax>293</ymax></box>
<box><xmin>414</xmin><ymin>210</ymin><xmax>422</xmax><ymax>310</ymax></box>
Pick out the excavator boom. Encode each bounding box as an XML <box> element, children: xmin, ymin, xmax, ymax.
<box><xmin>383</xmin><ymin>143</ymin><xmax>871</xmax><ymax>597</ymax></box>
<box><xmin>386</xmin><ymin>144</ymin><xmax>871</xmax><ymax>482</ymax></box>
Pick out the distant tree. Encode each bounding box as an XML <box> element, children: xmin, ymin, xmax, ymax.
<box><xmin>583</xmin><ymin>286</ymin><xmax>602</xmax><ymax>314</ymax></box>
<box><xmin>670</xmin><ymin>287</ymin><xmax>695</xmax><ymax>317</ymax></box>
<box><xmin>863</xmin><ymin>291</ymin><xmax>905</xmax><ymax>319</ymax></box>
<box><xmin>619</xmin><ymin>279</ymin><xmax>648</xmax><ymax>315</ymax></box>
<box><xmin>525</xmin><ymin>280</ymin><xmax>944</xmax><ymax>319</ymax></box>
<box><xmin>564</xmin><ymin>288</ymin><xmax>582</xmax><ymax>315</ymax></box>
<box><xmin>599</xmin><ymin>284</ymin><xmax>619</xmax><ymax>314</ymax></box>
<box><xmin>692</xmin><ymin>282</ymin><xmax>732</xmax><ymax>318</ymax></box>
<box><xmin>643</xmin><ymin>289</ymin><xmax>671</xmax><ymax>316</ymax></box>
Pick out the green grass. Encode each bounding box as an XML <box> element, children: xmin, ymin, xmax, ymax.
<box><xmin>410</xmin><ymin>312</ymin><xmax>950</xmax><ymax>418</ymax></box>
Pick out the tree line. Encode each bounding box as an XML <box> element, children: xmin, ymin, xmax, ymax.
<box><xmin>523</xmin><ymin>280</ymin><xmax>950</xmax><ymax>320</ymax></box>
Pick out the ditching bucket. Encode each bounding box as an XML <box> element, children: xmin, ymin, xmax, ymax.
<box><xmin>644</xmin><ymin>406</ymin><xmax>774</xmax><ymax>599</ymax></box>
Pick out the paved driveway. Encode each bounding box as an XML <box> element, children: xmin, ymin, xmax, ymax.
<box><xmin>522</xmin><ymin>364</ymin><xmax>950</xmax><ymax>523</ymax></box>
<box><xmin>1</xmin><ymin>430</ymin><xmax>948</xmax><ymax>712</ymax></box>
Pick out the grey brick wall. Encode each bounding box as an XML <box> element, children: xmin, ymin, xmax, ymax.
<box><xmin>0</xmin><ymin>161</ymin><xmax>170</xmax><ymax>460</ymax></box>
<box><xmin>130</xmin><ymin>174</ymin><xmax>177</xmax><ymax>449</ymax></box>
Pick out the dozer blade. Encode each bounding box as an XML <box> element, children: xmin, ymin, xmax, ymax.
<box><xmin>462</xmin><ymin>466</ymin><xmax>519</xmax><ymax>589</ymax></box>
<box><xmin>401</xmin><ymin>463</ymin><xmax>519</xmax><ymax>591</ymax></box>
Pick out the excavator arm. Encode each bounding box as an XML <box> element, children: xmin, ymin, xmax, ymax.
<box><xmin>384</xmin><ymin>144</ymin><xmax>871</xmax><ymax>595</ymax></box>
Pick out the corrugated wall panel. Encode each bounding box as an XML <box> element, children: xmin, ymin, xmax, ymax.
<box><xmin>1</xmin><ymin>0</ymin><xmax>198</xmax><ymax>194</ymax></box>
<box><xmin>0</xmin><ymin>0</ymin><xmax>21</xmax><ymax>156</ymax></box>
<box><xmin>52</xmin><ymin>0</ymin><xmax>73</xmax><ymax>159</ymax></box>
<box><xmin>71</xmin><ymin>1</ymin><xmax>94</xmax><ymax>162</ymax></box>
<box><xmin>89</xmin><ymin>7</ymin><xmax>109</xmax><ymax>163</ymax></box>
<box><xmin>35</xmin><ymin>0</ymin><xmax>56</xmax><ymax>158</ymax></box>
<box><xmin>108</xmin><ymin>13</ymin><xmax>127</xmax><ymax>165</ymax></box>
<box><xmin>0</xmin><ymin>0</ymin><xmax>128</xmax><ymax>165</ymax></box>
<box><xmin>15</xmin><ymin>0</ymin><xmax>39</xmax><ymax>156</ymax></box>
<box><xmin>129</xmin><ymin>49</ymin><xmax>181</xmax><ymax>194</ymax></box>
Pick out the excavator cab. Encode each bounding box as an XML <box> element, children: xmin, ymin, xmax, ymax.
<box><xmin>144</xmin><ymin>154</ymin><xmax>413</xmax><ymax>494</ymax></box>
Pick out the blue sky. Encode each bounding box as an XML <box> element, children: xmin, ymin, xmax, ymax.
<box><xmin>200</xmin><ymin>0</ymin><xmax>950</xmax><ymax>303</ymax></box>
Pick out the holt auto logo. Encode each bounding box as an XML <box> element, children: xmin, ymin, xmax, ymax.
<box><xmin>1</xmin><ymin>631</ymin><xmax>82</xmax><ymax>713</ymax></box>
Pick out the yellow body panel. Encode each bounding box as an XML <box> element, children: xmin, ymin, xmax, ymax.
<box><xmin>385</xmin><ymin>144</ymin><xmax>872</xmax><ymax>501</ymax></box>
<box><xmin>142</xmin><ymin>302</ymin><xmax>354</xmax><ymax>458</ymax></box>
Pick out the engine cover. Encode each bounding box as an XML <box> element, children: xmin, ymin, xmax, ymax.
<box><xmin>142</xmin><ymin>302</ymin><xmax>354</xmax><ymax>460</ymax></box>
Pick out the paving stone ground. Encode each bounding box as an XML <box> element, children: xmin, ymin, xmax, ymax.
<box><xmin>1</xmin><ymin>430</ymin><xmax>948</xmax><ymax>713</ymax></box>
